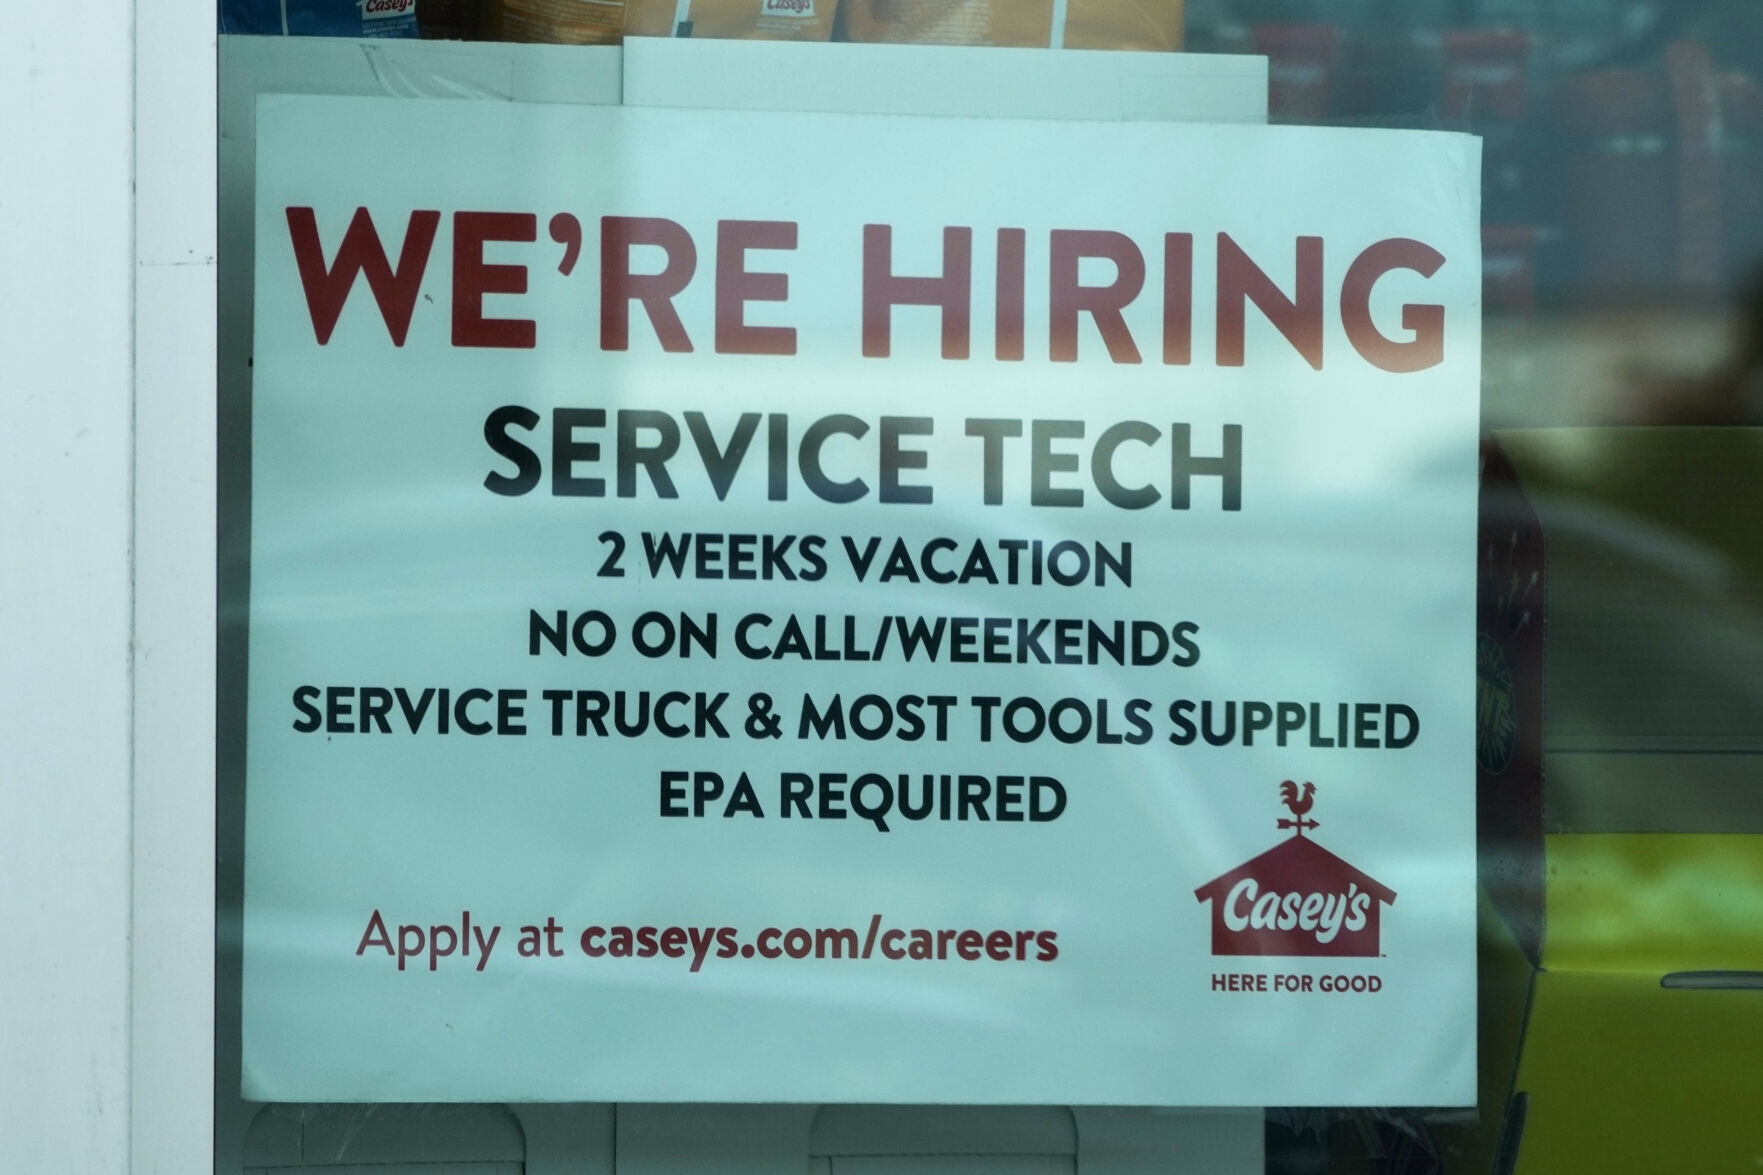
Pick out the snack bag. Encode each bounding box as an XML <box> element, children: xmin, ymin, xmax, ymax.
<box><xmin>839</xmin><ymin>0</ymin><xmax>1051</xmax><ymax>47</ymax></box>
<box><xmin>1065</xmin><ymin>0</ymin><xmax>1181</xmax><ymax>51</ymax></box>
<box><xmin>220</xmin><ymin>0</ymin><xmax>421</xmax><ymax>37</ymax></box>
<box><xmin>491</xmin><ymin>0</ymin><xmax>627</xmax><ymax>43</ymax></box>
<box><xmin>626</xmin><ymin>0</ymin><xmax>838</xmax><ymax>41</ymax></box>
<box><xmin>841</xmin><ymin>0</ymin><xmax>1180</xmax><ymax>51</ymax></box>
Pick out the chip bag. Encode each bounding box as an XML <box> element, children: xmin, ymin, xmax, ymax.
<box><xmin>220</xmin><ymin>0</ymin><xmax>421</xmax><ymax>37</ymax></box>
<box><xmin>841</xmin><ymin>0</ymin><xmax>1180</xmax><ymax>51</ymax></box>
<box><xmin>1065</xmin><ymin>0</ymin><xmax>1181</xmax><ymax>50</ymax></box>
<box><xmin>627</xmin><ymin>0</ymin><xmax>838</xmax><ymax>41</ymax></box>
<box><xmin>490</xmin><ymin>0</ymin><xmax>628</xmax><ymax>43</ymax></box>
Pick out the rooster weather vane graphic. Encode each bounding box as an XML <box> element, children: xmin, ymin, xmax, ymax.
<box><xmin>1278</xmin><ymin>780</ymin><xmax>1318</xmax><ymax>837</ymax></box>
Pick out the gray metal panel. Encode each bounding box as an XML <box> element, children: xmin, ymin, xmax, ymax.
<box><xmin>516</xmin><ymin>1105</ymin><xmax>617</xmax><ymax>1175</ymax></box>
<box><xmin>244</xmin><ymin>1104</ymin><xmax>525</xmax><ymax>1167</ymax></box>
<box><xmin>616</xmin><ymin>1104</ymin><xmax>819</xmax><ymax>1175</ymax></box>
<box><xmin>256</xmin><ymin>1166</ymin><xmax>522</xmax><ymax>1174</ymax></box>
<box><xmin>302</xmin><ymin>1105</ymin><xmax>526</xmax><ymax>1163</ymax></box>
<box><xmin>1072</xmin><ymin>1108</ymin><xmax>1263</xmax><ymax>1175</ymax></box>
<box><xmin>244</xmin><ymin>1105</ymin><xmax>305</xmax><ymax>1165</ymax></box>
<box><xmin>834</xmin><ymin>1158</ymin><xmax>1074</xmax><ymax>1175</ymax></box>
<box><xmin>812</xmin><ymin>1106</ymin><xmax>1077</xmax><ymax>1156</ymax></box>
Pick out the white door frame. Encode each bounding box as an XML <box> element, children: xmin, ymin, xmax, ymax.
<box><xmin>133</xmin><ymin>0</ymin><xmax>219</xmax><ymax>1168</ymax></box>
<box><xmin>1</xmin><ymin>0</ymin><xmax>217</xmax><ymax>1170</ymax></box>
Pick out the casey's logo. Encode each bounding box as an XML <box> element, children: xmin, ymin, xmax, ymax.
<box><xmin>1193</xmin><ymin>782</ymin><xmax>1395</xmax><ymax>957</ymax></box>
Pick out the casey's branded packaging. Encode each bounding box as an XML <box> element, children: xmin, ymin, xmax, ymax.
<box><xmin>220</xmin><ymin>0</ymin><xmax>421</xmax><ymax>37</ymax></box>
<box><xmin>840</xmin><ymin>0</ymin><xmax>1181</xmax><ymax>51</ymax></box>
<box><xmin>625</xmin><ymin>0</ymin><xmax>838</xmax><ymax>41</ymax></box>
<box><xmin>490</xmin><ymin>0</ymin><xmax>627</xmax><ymax>43</ymax></box>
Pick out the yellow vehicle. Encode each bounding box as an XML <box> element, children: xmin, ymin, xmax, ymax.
<box><xmin>1444</xmin><ymin>428</ymin><xmax>1763</xmax><ymax>1175</ymax></box>
<box><xmin>1501</xmin><ymin>429</ymin><xmax>1763</xmax><ymax>1173</ymax></box>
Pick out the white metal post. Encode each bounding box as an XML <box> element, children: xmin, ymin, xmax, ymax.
<box><xmin>1</xmin><ymin>1</ymin><xmax>217</xmax><ymax>1171</ymax></box>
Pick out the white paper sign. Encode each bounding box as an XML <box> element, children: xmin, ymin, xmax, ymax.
<box><xmin>245</xmin><ymin>94</ymin><xmax>1481</xmax><ymax>1106</ymax></box>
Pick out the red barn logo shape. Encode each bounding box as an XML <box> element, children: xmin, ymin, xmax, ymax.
<box><xmin>1193</xmin><ymin>782</ymin><xmax>1396</xmax><ymax>958</ymax></box>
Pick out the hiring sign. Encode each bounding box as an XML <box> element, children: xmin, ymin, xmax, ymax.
<box><xmin>244</xmin><ymin>94</ymin><xmax>1481</xmax><ymax>1105</ymax></box>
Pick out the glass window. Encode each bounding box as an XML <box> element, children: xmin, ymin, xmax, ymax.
<box><xmin>217</xmin><ymin>4</ymin><xmax>1763</xmax><ymax>1171</ymax></box>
